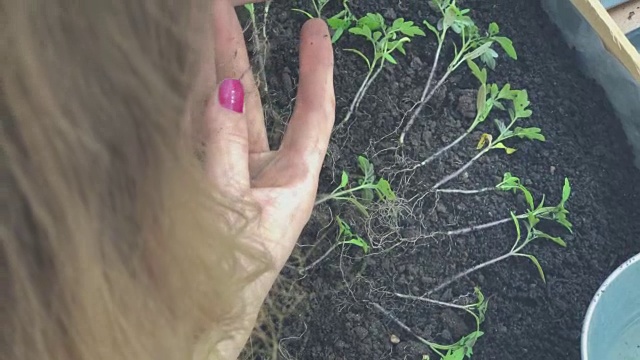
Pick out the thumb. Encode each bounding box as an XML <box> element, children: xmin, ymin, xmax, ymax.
<box><xmin>205</xmin><ymin>78</ymin><xmax>251</xmax><ymax>193</ymax></box>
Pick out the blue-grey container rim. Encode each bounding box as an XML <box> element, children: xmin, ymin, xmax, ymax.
<box><xmin>581</xmin><ymin>252</ymin><xmax>640</xmax><ymax>359</ymax></box>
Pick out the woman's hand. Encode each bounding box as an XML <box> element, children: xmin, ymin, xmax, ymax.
<box><xmin>205</xmin><ymin>0</ymin><xmax>335</xmax><ymax>357</ymax></box>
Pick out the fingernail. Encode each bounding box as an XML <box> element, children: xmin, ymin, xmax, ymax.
<box><xmin>218</xmin><ymin>78</ymin><xmax>244</xmax><ymax>113</ymax></box>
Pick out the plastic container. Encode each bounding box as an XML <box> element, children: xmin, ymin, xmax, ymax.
<box><xmin>582</xmin><ymin>253</ymin><xmax>640</xmax><ymax>359</ymax></box>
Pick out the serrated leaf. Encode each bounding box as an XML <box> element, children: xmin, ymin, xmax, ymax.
<box><xmin>489</xmin><ymin>22</ymin><xmax>500</xmax><ymax>35</ymax></box>
<box><xmin>383</xmin><ymin>52</ymin><xmax>398</xmax><ymax>64</ymax></box>
<box><xmin>373</xmin><ymin>31</ymin><xmax>382</xmax><ymax>42</ymax></box>
<box><xmin>480</xmin><ymin>47</ymin><xmax>499</xmax><ymax>70</ymax></box>
<box><xmin>490</xmin><ymin>83</ymin><xmax>499</xmax><ymax>97</ymax></box>
<box><xmin>514</xmin><ymin>127</ymin><xmax>546</xmax><ymax>141</ymax></box>
<box><xmin>493</xmin><ymin>142</ymin><xmax>517</xmax><ymax>154</ymax></box>
<box><xmin>517</xmin><ymin>109</ymin><xmax>533</xmax><ymax>118</ymax></box>
<box><xmin>494</xmin><ymin>36</ymin><xmax>517</xmax><ymax>59</ymax></box>
<box><xmin>498</xmin><ymin>83</ymin><xmax>512</xmax><ymax>99</ymax></box>
<box><xmin>477</xmin><ymin>133</ymin><xmax>493</xmax><ymax>149</ymax></box>
<box><xmin>494</xmin><ymin>119</ymin><xmax>507</xmax><ymax>134</ymax></box>
<box><xmin>467</xmin><ymin>59</ymin><xmax>487</xmax><ymax>84</ymax></box>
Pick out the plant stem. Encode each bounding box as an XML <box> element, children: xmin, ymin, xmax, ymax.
<box><xmin>370</xmin><ymin>302</ymin><xmax>437</xmax><ymax>347</ymax></box>
<box><xmin>314</xmin><ymin>184</ymin><xmax>374</xmax><ymax>206</ymax></box>
<box><xmin>406</xmin><ymin>131</ymin><xmax>470</xmax><ymax>171</ymax></box>
<box><xmin>444</xmin><ymin>214</ymin><xmax>526</xmax><ymax>236</ymax></box>
<box><xmin>394</xmin><ymin>293</ymin><xmax>470</xmax><ymax>310</ymax></box>
<box><xmin>399</xmin><ymin>71</ymin><xmax>450</xmax><ymax>145</ymax></box>
<box><xmin>436</xmin><ymin>187</ymin><xmax>495</xmax><ymax>195</ymax></box>
<box><xmin>300</xmin><ymin>242</ymin><xmax>342</xmax><ymax>273</ymax></box>
<box><xmin>336</xmin><ymin>65</ymin><xmax>382</xmax><ymax>130</ymax></box>
<box><xmin>427</xmin><ymin>251</ymin><xmax>513</xmax><ymax>295</ymax></box>
<box><xmin>432</xmin><ymin>147</ymin><xmax>490</xmax><ymax>190</ymax></box>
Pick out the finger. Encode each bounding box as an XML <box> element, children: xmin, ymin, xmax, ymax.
<box><xmin>280</xmin><ymin>19</ymin><xmax>335</xmax><ymax>173</ymax></box>
<box><xmin>212</xmin><ymin>0</ymin><xmax>269</xmax><ymax>153</ymax></box>
<box><xmin>231</xmin><ymin>0</ymin><xmax>264</xmax><ymax>6</ymax></box>
<box><xmin>204</xmin><ymin>79</ymin><xmax>250</xmax><ymax>193</ymax></box>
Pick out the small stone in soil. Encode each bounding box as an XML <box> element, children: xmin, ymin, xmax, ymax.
<box><xmin>550</xmin><ymin>165</ymin><xmax>556</xmax><ymax>174</ymax></box>
<box><xmin>390</xmin><ymin>334</ymin><xmax>401</xmax><ymax>344</ymax></box>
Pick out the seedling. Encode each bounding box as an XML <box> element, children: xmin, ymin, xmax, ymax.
<box><xmin>336</xmin><ymin>216</ymin><xmax>370</xmax><ymax>253</ymax></box>
<box><xmin>336</xmin><ymin>13</ymin><xmax>425</xmax><ymax>128</ymax></box>
<box><xmin>292</xmin><ymin>0</ymin><xmax>330</xmax><ymax>18</ymax></box>
<box><xmin>431</xmin><ymin>87</ymin><xmax>543</xmax><ymax>190</ymax></box>
<box><xmin>243</xmin><ymin>2</ymin><xmax>272</xmax><ymax>96</ymax></box>
<box><xmin>399</xmin><ymin>0</ymin><xmax>517</xmax><ymax>145</ymax></box>
<box><xmin>293</xmin><ymin>0</ymin><xmax>355</xmax><ymax>43</ymax></box>
<box><xmin>315</xmin><ymin>155</ymin><xmax>396</xmax><ymax>215</ymax></box>
<box><xmin>429</xmin><ymin>175</ymin><xmax>572</xmax><ymax>294</ymax></box>
<box><xmin>326</xmin><ymin>1</ymin><xmax>356</xmax><ymax>43</ymax></box>
<box><xmin>378</xmin><ymin>288</ymin><xmax>487</xmax><ymax>360</ymax></box>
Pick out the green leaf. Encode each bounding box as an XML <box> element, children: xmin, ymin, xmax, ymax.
<box><xmin>514</xmin><ymin>127</ymin><xmax>546</xmax><ymax>141</ymax></box>
<box><xmin>480</xmin><ymin>47</ymin><xmax>499</xmax><ymax>70</ymax></box>
<box><xmin>423</xmin><ymin>19</ymin><xmax>440</xmax><ymax>38</ymax></box>
<box><xmin>534</xmin><ymin>230</ymin><xmax>567</xmax><ymax>247</ymax></box>
<box><xmin>343</xmin><ymin>237</ymin><xmax>370</xmax><ymax>254</ymax></box>
<box><xmin>493</xmin><ymin>142</ymin><xmax>517</xmax><ymax>154</ymax></box>
<box><xmin>510</xmin><ymin>211</ymin><xmax>522</xmax><ymax>247</ymax></box>
<box><xmin>292</xmin><ymin>8</ymin><xmax>314</xmax><ymax>18</ymax></box>
<box><xmin>490</xmin><ymin>83</ymin><xmax>499</xmax><ymax>98</ymax></box>
<box><xmin>494</xmin><ymin>119</ymin><xmax>507</xmax><ymax>134</ymax></box>
<box><xmin>340</xmin><ymin>171</ymin><xmax>349</xmax><ymax>188</ymax></box>
<box><xmin>359</xmin><ymin>13</ymin><xmax>384</xmax><ymax>30</ymax></box>
<box><xmin>344</xmin><ymin>48</ymin><xmax>372</xmax><ymax>70</ymax></box>
<box><xmin>443</xmin><ymin>7</ymin><xmax>456</xmax><ymax>31</ymax></box>
<box><xmin>400</xmin><ymin>23</ymin><xmax>426</xmax><ymax>37</ymax></box>
<box><xmin>375</xmin><ymin>178</ymin><xmax>397</xmax><ymax>201</ymax></box>
<box><xmin>331</xmin><ymin>27</ymin><xmax>345</xmax><ymax>43</ymax></box>
<box><xmin>346</xmin><ymin>197</ymin><xmax>369</xmax><ymax>216</ymax></box>
<box><xmin>477</xmin><ymin>84</ymin><xmax>487</xmax><ymax>116</ymax></box>
<box><xmin>519</xmin><ymin>186</ymin><xmax>535</xmax><ymax>210</ymax></box>
<box><xmin>561</xmin><ymin>178</ymin><xmax>571</xmax><ymax>206</ymax></box>
<box><xmin>465</xmin><ymin>41</ymin><xmax>493</xmax><ymax>62</ymax></box>
<box><xmin>357</xmin><ymin>156</ymin><xmax>375</xmax><ymax>183</ymax></box>
<box><xmin>522</xmin><ymin>254</ymin><xmax>546</xmax><ymax>282</ymax></box>
<box><xmin>244</xmin><ymin>3</ymin><xmax>255</xmax><ymax>13</ymax></box>
<box><xmin>497</xmin><ymin>172</ymin><xmax>521</xmax><ymax>191</ymax></box>
<box><xmin>476</xmin><ymin>133</ymin><xmax>492</xmax><ymax>150</ymax></box>
<box><xmin>494</xmin><ymin>36</ymin><xmax>517</xmax><ymax>59</ymax></box>
<box><xmin>498</xmin><ymin>83</ymin><xmax>512</xmax><ymax>99</ymax></box>
<box><xmin>383</xmin><ymin>52</ymin><xmax>398</xmax><ymax>64</ymax></box>
<box><xmin>488</xmin><ymin>22</ymin><xmax>500</xmax><ymax>35</ymax></box>
<box><xmin>442</xmin><ymin>347</ymin><xmax>466</xmax><ymax>360</ymax></box>
<box><xmin>467</xmin><ymin>60</ymin><xmax>487</xmax><ymax>84</ymax></box>
<box><xmin>373</xmin><ymin>31</ymin><xmax>382</xmax><ymax>41</ymax></box>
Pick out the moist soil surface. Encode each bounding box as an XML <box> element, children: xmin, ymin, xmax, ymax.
<box><xmin>249</xmin><ymin>0</ymin><xmax>640</xmax><ymax>359</ymax></box>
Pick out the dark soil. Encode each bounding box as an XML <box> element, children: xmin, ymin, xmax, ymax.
<box><xmin>251</xmin><ymin>0</ymin><xmax>640</xmax><ymax>359</ymax></box>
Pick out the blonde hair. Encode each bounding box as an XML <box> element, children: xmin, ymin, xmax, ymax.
<box><xmin>1</xmin><ymin>1</ymin><xmax>266</xmax><ymax>359</ymax></box>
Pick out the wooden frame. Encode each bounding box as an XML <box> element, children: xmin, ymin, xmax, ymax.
<box><xmin>571</xmin><ymin>0</ymin><xmax>640</xmax><ymax>82</ymax></box>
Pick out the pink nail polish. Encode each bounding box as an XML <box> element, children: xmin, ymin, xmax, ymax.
<box><xmin>218</xmin><ymin>78</ymin><xmax>244</xmax><ymax>113</ymax></box>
